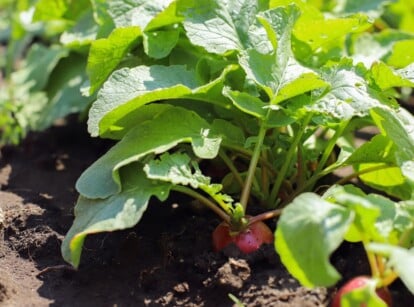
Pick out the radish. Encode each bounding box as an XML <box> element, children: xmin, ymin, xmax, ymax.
<box><xmin>212</xmin><ymin>220</ymin><xmax>273</xmax><ymax>253</ymax></box>
<box><xmin>331</xmin><ymin>276</ymin><xmax>392</xmax><ymax>307</ymax></box>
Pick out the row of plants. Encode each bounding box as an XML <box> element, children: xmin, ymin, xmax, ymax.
<box><xmin>2</xmin><ymin>0</ymin><xmax>414</xmax><ymax>306</ymax></box>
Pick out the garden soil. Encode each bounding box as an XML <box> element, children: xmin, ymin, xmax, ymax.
<box><xmin>0</xmin><ymin>118</ymin><xmax>413</xmax><ymax>307</ymax></box>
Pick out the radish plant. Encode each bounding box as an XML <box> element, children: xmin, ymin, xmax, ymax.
<box><xmin>38</xmin><ymin>0</ymin><xmax>414</xmax><ymax>304</ymax></box>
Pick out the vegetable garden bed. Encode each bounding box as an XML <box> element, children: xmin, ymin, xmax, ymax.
<box><xmin>0</xmin><ymin>119</ymin><xmax>413</xmax><ymax>306</ymax></box>
<box><xmin>2</xmin><ymin>0</ymin><xmax>414</xmax><ymax>306</ymax></box>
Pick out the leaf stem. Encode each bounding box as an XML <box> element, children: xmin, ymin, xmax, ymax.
<box><xmin>224</xmin><ymin>144</ymin><xmax>276</xmax><ymax>176</ymax></box>
<box><xmin>218</xmin><ymin>150</ymin><xmax>244</xmax><ymax>188</ymax></box>
<box><xmin>363</xmin><ymin>241</ymin><xmax>380</xmax><ymax>278</ymax></box>
<box><xmin>261</xmin><ymin>150</ymin><xmax>270</xmax><ymax>200</ymax></box>
<box><xmin>172</xmin><ymin>185</ymin><xmax>230</xmax><ymax>223</ymax></box>
<box><xmin>380</xmin><ymin>271</ymin><xmax>399</xmax><ymax>288</ymax></box>
<box><xmin>248</xmin><ymin>208</ymin><xmax>283</xmax><ymax>225</ymax></box>
<box><xmin>269</xmin><ymin>114</ymin><xmax>312</xmax><ymax>205</ymax></box>
<box><xmin>314</xmin><ymin>120</ymin><xmax>349</xmax><ymax>175</ymax></box>
<box><xmin>240</xmin><ymin>122</ymin><xmax>268</xmax><ymax>210</ymax></box>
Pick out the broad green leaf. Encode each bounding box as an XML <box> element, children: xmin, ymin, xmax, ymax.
<box><xmin>60</xmin><ymin>9</ymin><xmax>99</xmax><ymax>48</ymax></box>
<box><xmin>371</xmin><ymin>62</ymin><xmax>414</xmax><ymax>90</ymax></box>
<box><xmin>357</xmin><ymin>163</ymin><xmax>412</xmax><ymax>200</ymax></box>
<box><xmin>87</xmin><ymin>26</ymin><xmax>142</xmax><ymax>94</ymax></box>
<box><xmin>371</xmin><ymin>107</ymin><xmax>414</xmax><ymax>162</ymax></box>
<box><xmin>101</xmin><ymin>103</ymin><xmax>174</xmax><ymax>140</ymax></box>
<box><xmin>239</xmin><ymin>5</ymin><xmax>327</xmax><ymax>102</ymax></box>
<box><xmin>145</xmin><ymin>0</ymin><xmax>182</xmax><ymax>31</ymax></box>
<box><xmin>270</xmin><ymin>0</ymin><xmax>370</xmax><ymax>67</ymax></box>
<box><xmin>34</xmin><ymin>0</ymin><xmax>90</xmax><ymax>22</ymax></box>
<box><xmin>11</xmin><ymin>43</ymin><xmax>69</xmax><ymax>92</ymax></box>
<box><xmin>368</xmin><ymin>244</ymin><xmax>414</xmax><ymax>294</ymax></box>
<box><xmin>275</xmin><ymin>193</ymin><xmax>353</xmax><ymax>287</ymax></box>
<box><xmin>33</xmin><ymin>0</ymin><xmax>68</xmax><ymax>21</ymax></box>
<box><xmin>144</xmin><ymin>152</ymin><xmax>210</xmax><ymax>188</ymax></box>
<box><xmin>143</xmin><ymin>29</ymin><xmax>179</xmax><ymax>59</ymax></box>
<box><xmin>349</xmin><ymin>30</ymin><xmax>414</xmax><ymax>68</ymax></box>
<box><xmin>211</xmin><ymin>119</ymin><xmax>245</xmax><ymax>147</ymax></box>
<box><xmin>324</xmin><ymin>185</ymin><xmax>402</xmax><ymax>243</ymax></box>
<box><xmin>36</xmin><ymin>53</ymin><xmax>93</xmax><ymax>130</ymax></box>
<box><xmin>90</xmin><ymin>0</ymin><xmax>112</xmax><ymax>25</ymax></box>
<box><xmin>62</xmin><ymin>164</ymin><xmax>171</xmax><ymax>268</ymax></box>
<box><xmin>343</xmin><ymin>123</ymin><xmax>414</xmax><ymax>199</ymax></box>
<box><xmin>383</xmin><ymin>0</ymin><xmax>414</xmax><ymax>32</ymax></box>
<box><xmin>344</xmin><ymin>134</ymin><xmax>396</xmax><ymax>165</ymax></box>
<box><xmin>223</xmin><ymin>87</ymin><xmax>267</xmax><ymax>118</ymax></box>
<box><xmin>387</xmin><ymin>40</ymin><xmax>414</xmax><ymax>68</ymax></box>
<box><xmin>295</xmin><ymin>17</ymin><xmax>369</xmax><ymax>53</ymax></box>
<box><xmin>77</xmin><ymin>107</ymin><xmax>221</xmax><ymax>199</ymax></box>
<box><xmin>179</xmin><ymin>0</ymin><xmax>271</xmax><ymax>54</ymax></box>
<box><xmin>332</xmin><ymin>0</ymin><xmax>394</xmax><ymax>20</ymax></box>
<box><xmin>358</xmin><ymin>164</ymin><xmax>406</xmax><ymax>187</ymax></box>
<box><xmin>308</xmin><ymin>60</ymin><xmax>387</xmax><ymax>120</ymax></box>
<box><xmin>88</xmin><ymin>64</ymin><xmax>236</xmax><ymax>138</ymax></box>
<box><xmin>108</xmin><ymin>0</ymin><xmax>176</xmax><ymax>29</ymax></box>
<box><xmin>87</xmin><ymin>65</ymin><xmax>197</xmax><ymax>137</ymax></box>
<box><xmin>323</xmin><ymin>185</ymin><xmax>383</xmax><ymax>242</ymax></box>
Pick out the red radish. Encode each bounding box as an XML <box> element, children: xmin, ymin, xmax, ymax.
<box><xmin>212</xmin><ymin>220</ymin><xmax>273</xmax><ymax>253</ymax></box>
<box><xmin>331</xmin><ymin>276</ymin><xmax>392</xmax><ymax>307</ymax></box>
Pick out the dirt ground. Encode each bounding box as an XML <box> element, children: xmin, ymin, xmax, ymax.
<box><xmin>0</xmin><ymin>118</ymin><xmax>413</xmax><ymax>306</ymax></box>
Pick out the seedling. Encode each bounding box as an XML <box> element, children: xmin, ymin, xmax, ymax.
<box><xmin>46</xmin><ymin>0</ymin><xmax>414</xmax><ymax>304</ymax></box>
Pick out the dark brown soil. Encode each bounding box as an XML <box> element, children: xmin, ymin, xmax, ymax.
<box><xmin>0</xmin><ymin>118</ymin><xmax>413</xmax><ymax>306</ymax></box>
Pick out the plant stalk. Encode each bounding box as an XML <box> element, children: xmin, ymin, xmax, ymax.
<box><xmin>239</xmin><ymin>122</ymin><xmax>268</xmax><ymax>210</ymax></box>
<box><xmin>269</xmin><ymin>114</ymin><xmax>312</xmax><ymax>205</ymax></box>
<box><xmin>248</xmin><ymin>208</ymin><xmax>283</xmax><ymax>225</ymax></box>
<box><xmin>218</xmin><ymin>150</ymin><xmax>244</xmax><ymax>188</ymax></box>
<box><xmin>363</xmin><ymin>241</ymin><xmax>380</xmax><ymax>278</ymax></box>
<box><xmin>172</xmin><ymin>185</ymin><xmax>230</xmax><ymax>223</ymax></box>
<box><xmin>314</xmin><ymin>120</ymin><xmax>349</xmax><ymax>175</ymax></box>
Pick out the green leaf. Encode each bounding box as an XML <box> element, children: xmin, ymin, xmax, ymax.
<box><xmin>143</xmin><ymin>29</ymin><xmax>179</xmax><ymax>59</ymax></box>
<box><xmin>371</xmin><ymin>107</ymin><xmax>414</xmax><ymax>162</ymax></box>
<box><xmin>88</xmin><ymin>64</ymin><xmax>236</xmax><ymax>138</ymax></box>
<box><xmin>11</xmin><ymin>43</ymin><xmax>69</xmax><ymax>92</ymax></box>
<box><xmin>60</xmin><ymin>9</ymin><xmax>99</xmax><ymax>48</ymax></box>
<box><xmin>223</xmin><ymin>87</ymin><xmax>267</xmax><ymax>118</ymax></box>
<box><xmin>349</xmin><ymin>30</ymin><xmax>414</xmax><ymax>68</ymax></box>
<box><xmin>90</xmin><ymin>0</ymin><xmax>112</xmax><ymax>25</ymax></box>
<box><xmin>371</xmin><ymin>62</ymin><xmax>414</xmax><ymax>90</ymax></box>
<box><xmin>344</xmin><ymin>134</ymin><xmax>396</xmax><ymax>166</ymax></box>
<box><xmin>331</xmin><ymin>0</ymin><xmax>394</xmax><ymax>20</ymax></box>
<box><xmin>62</xmin><ymin>164</ymin><xmax>171</xmax><ymax>268</ymax></box>
<box><xmin>384</xmin><ymin>0</ymin><xmax>414</xmax><ymax>32</ymax></box>
<box><xmin>87</xmin><ymin>65</ymin><xmax>198</xmax><ymax>137</ymax></box>
<box><xmin>239</xmin><ymin>5</ymin><xmax>327</xmax><ymax>102</ymax></box>
<box><xmin>77</xmin><ymin>106</ymin><xmax>221</xmax><ymax>199</ymax></box>
<box><xmin>275</xmin><ymin>193</ymin><xmax>353</xmax><ymax>287</ymax></box>
<box><xmin>33</xmin><ymin>0</ymin><xmax>68</xmax><ymax>21</ymax></box>
<box><xmin>308</xmin><ymin>60</ymin><xmax>387</xmax><ymax>120</ymax></box>
<box><xmin>179</xmin><ymin>0</ymin><xmax>271</xmax><ymax>54</ymax></box>
<box><xmin>86</xmin><ymin>26</ymin><xmax>142</xmax><ymax>94</ymax></box>
<box><xmin>102</xmin><ymin>103</ymin><xmax>174</xmax><ymax>140</ymax></box>
<box><xmin>108</xmin><ymin>0</ymin><xmax>176</xmax><ymax>29</ymax></box>
<box><xmin>324</xmin><ymin>185</ymin><xmax>401</xmax><ymax>243</ymax></box>
<box><xmin>368</xmin><ymin>244</ymin><xmax>414</xmax><ymax>294</ymax></box>
<box><xmin>144</xmin><ymin>152</ymin><xmax>211</xmax><ymax>188</ymax></box>
<box><xmin>387</xmin><ymin>40</ymin><xmax>414</xmax><ymax>68</ymax></box>
<box><xmin>36</xmin><ymin>53</ymin><xmax>93</xmax><ymax>130</ymax></box>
